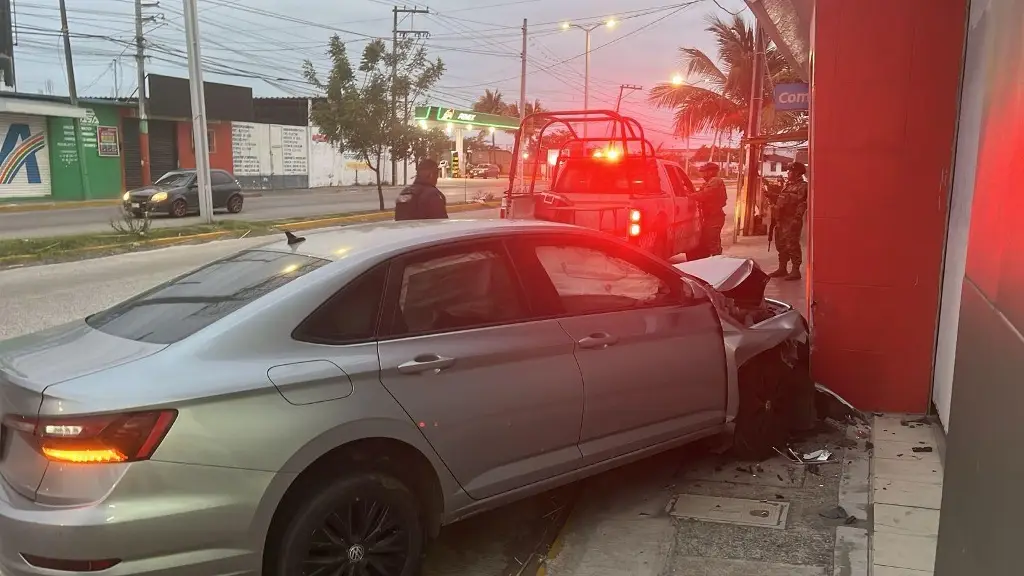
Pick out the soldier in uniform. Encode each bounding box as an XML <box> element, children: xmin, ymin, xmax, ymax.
<box><xmin>768</xmin><ymin>162</ymin><xmax>808</xmax><ymax>280</ymax></box>
<box><xmin>395</xmin><ymin>159</ymin><xmax>449</xmax><ymax>221</ymax></box>
<box><xmin>691</xmin><ymin>162</ymin><xmax>729</xmax><ymax>259</ymax></box>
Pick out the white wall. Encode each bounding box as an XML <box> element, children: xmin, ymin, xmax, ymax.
<box><xmin>933</xmin><ymin>0</ymin><xmax>991</xmax><ymax>432</ymax></box>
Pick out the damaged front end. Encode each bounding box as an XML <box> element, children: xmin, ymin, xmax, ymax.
<box><xmin>675</xmin><ymin>256</ymin><xmax>815</xmax><ymax>459</ymax></box>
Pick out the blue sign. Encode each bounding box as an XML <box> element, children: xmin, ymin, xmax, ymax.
<box><xmin>773</xmin><ymin>83</ymin><xmax>810</xmax><ymax>111</ymax></box>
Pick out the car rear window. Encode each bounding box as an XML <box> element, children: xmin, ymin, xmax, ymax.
<box><xmin>86</xmin><ymin>250</ymin><xmax>329</xmax><ymax>344</ymax></box>
<box><xmin>552</xmin><ymin>158</ymin><xmax>659</xmax><ymax>194</ymax></box>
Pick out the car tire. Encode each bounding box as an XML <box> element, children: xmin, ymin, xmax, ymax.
<box><xmin>733</xmin><ymin>350</ymin><xmax>790</xmax><ymax>460</ymax></box>
<box><xmin>268</xmin><ymin>472</ymin><xmax>424</xmax><ymax>576</ymax></box>
<box><xmin>170</xmin><ymin>199</ymin><xmax>188</xmax><ymax>218</ymax></box>
<box><xmin>226</xmin><ymin>193</ymin><xmax>244</xmax><ymax>214</ymax></box>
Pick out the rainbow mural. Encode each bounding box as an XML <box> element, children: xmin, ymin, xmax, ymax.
<box><xmin>0</xmin><ymin>131</ymin><xmax>45</xmax><ymax>185</ymax></box>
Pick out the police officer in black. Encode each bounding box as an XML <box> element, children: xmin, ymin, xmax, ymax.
<box><xmin>395</xmin><ymin>159</ymin><xmax>449</xmax><ymax>221</ymax></box>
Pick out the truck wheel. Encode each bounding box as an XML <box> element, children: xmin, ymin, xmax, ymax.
<box><xmin>268</xmin><ymin>471</ymin><xmax>424</xmax><ymax>576</ymax></box>
<box><xmin>733</xmin><ymin>351</ymin><xmax>789</xmax><ymax>460</ymax></box>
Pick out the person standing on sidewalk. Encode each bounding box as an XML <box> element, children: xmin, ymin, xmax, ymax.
<box><xmin>769</xmin><ymin>162</ymin><xmax>809</xmax><ymax>280</ymax></box>
<box><xmin>395</xmin><ymin>159</ymin><xmax>449</xmax><ymax>221</ymax></box>
<box><xmin>691</xmin><ymin>162</ymin><xmax>729</xmax><ymax>259</ymax></box>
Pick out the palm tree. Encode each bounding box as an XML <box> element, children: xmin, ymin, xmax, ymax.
<box><xmin>472</xmin><ymin>89</ymin><xmax>508</xmax><ymax>148</ymax></box>
<box><xmin>647</xmin><ymin>13</ymin><xmax>805</xmax><ymax>150</ymax></box>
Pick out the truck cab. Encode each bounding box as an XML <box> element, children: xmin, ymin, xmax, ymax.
<box><xmin>504</xmin><ymin>110</ymin><xmax>703</xmax><ymax>261</ymax></box>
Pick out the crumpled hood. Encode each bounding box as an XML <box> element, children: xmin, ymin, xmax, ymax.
<box><xmin>128</xmin><ymin>185</ymin><xmax>175</xmax><ymax>198</ymax></box>
<box><xmin>675</xmin><ymin>256</ymin><xmax>771</xmax><ymax>306</ymax></box>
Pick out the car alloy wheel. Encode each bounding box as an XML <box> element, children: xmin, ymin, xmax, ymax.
<box><xmin>272</xmin><ymin>472</ymin><xmax>423</xmax><ymax>576</ymax></box>
<box><xmin>227</xmin><ymin>194</ymin><xmax>243</xmax><ymax>214</ymax></box>
<box><xmin>170</xmin><ymin>199</ymin><xmax>188</xmax><ymax>218</ymax></box>
<box><xmin>304</xmin><ymin>496</ymin><xmax>410</xmax><ymax>575</ymax></box>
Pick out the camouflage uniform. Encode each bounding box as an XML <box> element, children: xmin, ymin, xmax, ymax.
<box><xmin>771</xmin><ymin>178</ymin><xmax>808</xmax><ymax>278</ymax></box>
<box><xmin>691</xmin><ymin>174</ymin><xmax>728</xmax><ymax>259</ymax></box>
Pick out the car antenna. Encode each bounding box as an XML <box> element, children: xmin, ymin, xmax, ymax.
<box><xmin>284</xmin><ymin>230</ymin><xmax>306</xmax><ymax>246</ymax></box>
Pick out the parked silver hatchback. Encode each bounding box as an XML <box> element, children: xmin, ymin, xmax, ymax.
<box><xmin>0</xmin><ymin>219</ymin><xmax>809</xmax><ymax>576</ymax></box>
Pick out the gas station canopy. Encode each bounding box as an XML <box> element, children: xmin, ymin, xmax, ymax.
<box><xmin>413</xmin><ymin>106</ymin><xmax>521</xmax><ymax>131</ymax></box>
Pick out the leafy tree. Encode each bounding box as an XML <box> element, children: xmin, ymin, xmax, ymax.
<box><xmin>304</xmin><ymin>36</ymin><xmax>444</xmax><ymax>209</ymax></box>
<box><xmin>647</xmin><ymin>13</ymin><xmax>806</xmax><ymax>146</ymax></box>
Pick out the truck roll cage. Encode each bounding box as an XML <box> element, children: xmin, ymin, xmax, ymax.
<box><xmin>505</xmin><ymin>110</ymin><xmax>658</xmax><ymax>213</ymax></box>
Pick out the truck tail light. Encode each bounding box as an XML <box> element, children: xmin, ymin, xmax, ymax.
<box><xmin>3</xmin><ymin>410</ymin><xmax>177</xmax><ymax>464</ymax></box>
<box><xmin>628</xmin><ymin>209</ymin><xmax>642</xmax><ymax>237</ymax></box>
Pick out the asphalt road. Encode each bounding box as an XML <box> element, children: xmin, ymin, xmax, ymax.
<box><xmin>0</xmin><ymin>179</ymin><xmax>507</xmax><ymax>240</ymax></box>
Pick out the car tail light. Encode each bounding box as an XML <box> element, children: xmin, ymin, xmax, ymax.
<box><xmin>3</xmin><ymin>410</ymin><xmax>176</xmax><ymax>464</ymax></box>
<box><xmin>628</xmin><ymin>209</ymin><xmax>642</xmax><ymax>237</ymax></box>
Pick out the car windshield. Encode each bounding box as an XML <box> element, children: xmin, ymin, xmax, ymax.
<box><xmin>86</xmin><ymin>250</ymin><xmax>329</xmax><ymax>344</ymax></box>
<box><xmin>155</xmin><ymin>172</ymin><xmax>193</xmax><ymax>187</ymax></box>
<box><xmin>552</xmin><ymin>158</ymin><xmax>658</xmax><ymax>194</ymax></box>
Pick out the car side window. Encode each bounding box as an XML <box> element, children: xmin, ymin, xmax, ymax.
<box><xmin>386</xmin><ymin>245</ymin><xmax>528</xmax><ymax>337</ymax></box>
<box><xmin>664</xmin><ymin>165</ymin><xmax>693</xmax><ymax>197</ymax></box>
<box><xmin>531</xmin><ymin>242</ymin><xmax>680</xmax><ymax>316</ymax></box>
<box><xmin>211</xmin><ymin>171</ymin><xmax>232</xmax><ymax>186</ymax></box>
<box><xmin>294</xmin><ymin>264</ymin><xmax>389</xmax><ymax>344</ymax></box>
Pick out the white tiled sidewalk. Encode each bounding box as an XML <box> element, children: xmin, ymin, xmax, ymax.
<box><xmin>870</xmin><ymin>415</ymin><xmax>945</xmax><ymax>575</ymax></box>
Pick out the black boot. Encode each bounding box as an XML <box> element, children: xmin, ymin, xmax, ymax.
<box><xmin>769</xmin><ymin>256</ymin><xmax>789</xmax><ymax>278</ymax></box>
<box><xmin>785</xmin><ymin>264</ymin><xmax>802</xmax><ymax>281</ymax></box>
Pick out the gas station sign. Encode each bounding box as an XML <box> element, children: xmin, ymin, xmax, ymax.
<box><xmin>414</xmin><ymin>106</ymin><xmax>520</xmax><ymax>130</ymax></box>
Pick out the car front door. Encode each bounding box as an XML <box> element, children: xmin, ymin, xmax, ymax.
<box><xmin>184</xmin><ymin>175</ymin><xmax>200</xmax><ymax>211</ymax></box>
<box><xmin>376</xmin><ymin>239</ymin><xmax>585</xmax><ymax>500</ymax></box>
<box><xmin>509</xmin><ymin>234</ymin><xmax>728</xmax><ymax>466</ymax></box>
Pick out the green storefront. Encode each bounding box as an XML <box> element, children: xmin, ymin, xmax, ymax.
<box><xmin>47</xmin><ymin>100</ymin><xmax>127</xmax><ymax>201</ymax></box>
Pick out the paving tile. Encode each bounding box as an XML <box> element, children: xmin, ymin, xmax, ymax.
<box><xmin>873</xmin><ymin>420</ymin><xmax>940</xmax><ymax>445</ymax></box>
<box><xmin>668</xmin><ymin>557</ymin><xmax>827</xmax><ymax>575</ymax></box>
<box><xmin>872</xmin><ymin>567</ymin><xmax>932</xmax><ymax>576</ymax></box>
<box><xmin>874</xmin><ymin>504</ymin><xmax>941</xmax><ymax>536</ymax></box>
<box><xmin>874</xmin><ymin>459</ymin><xmax>944</xmax><ymax>485</ymax></box>
<box><xmin>873</xmin><ymin>478</ymin><xmax>944</xmax><ymax>509</ymax></box>
<box><xmin>833</xmin><ymin>526</ymin><xmax>869</xmax><ymax>576</ymax></box>
<box><xmin>545</xmin><ymin>517</ymin><xmax>674</xmax><ymax>576</ymax></box>
<box><xmin>873</xmin><ymin>440</ymin><xmax>941</xmax><ymax>464</ymax></box>
<box><xmin>872</xmin><ymin>533</ymin><xmax>937</xmax><ymax>572</ymax></box>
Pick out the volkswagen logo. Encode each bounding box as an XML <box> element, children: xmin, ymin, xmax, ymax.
<box><xmin>347</xmin><ymin>544</ymin><xmax>366</xmax><ymax>562</ymax></box>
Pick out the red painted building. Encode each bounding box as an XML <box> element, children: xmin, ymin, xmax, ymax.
<box><xmin>176</xmin><ymin>121</ymin><xmax>233</xmax><ymax>173</ymax></box>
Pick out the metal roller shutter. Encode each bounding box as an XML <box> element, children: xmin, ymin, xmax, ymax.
<box><xmin>0</xmin><ymin>113</ymin><xmax>52</xmax><ymax>198</ymax></box>
<box><xmin>148</xmin><ymin>120</ymin><xmax>177</xmax><ymax>179</ymax></box>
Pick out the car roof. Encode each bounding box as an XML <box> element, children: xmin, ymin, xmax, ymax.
<box><xmin>259</xmin><ymin>218</ymin><xmax>575</xmax><ymax>261</ymax></box>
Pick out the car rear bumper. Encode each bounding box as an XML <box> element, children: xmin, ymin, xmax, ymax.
<box><xmin>0</xmin><ymin>460</ymin><xmax>279</xmax><ymax>575</ymax></box>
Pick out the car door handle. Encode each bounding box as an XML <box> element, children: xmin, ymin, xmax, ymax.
<box><xmin>397</xmin><ymin>354</ymin><xmax>455</xmax><ymax>375</ymax></box>
<box><xmin>577</xmin><ymin>333</ymin><xmax>619</xmax><ymax>349</ymax></box>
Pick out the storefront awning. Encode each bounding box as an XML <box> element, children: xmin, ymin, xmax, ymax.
<box><xmin>745</xmin><ymin>0</ymin><xmax>813</xmax><ymax>83</ymax></box>
<box><xmin>414</xmin><ymin>105</ymin><xmax>520</xmax><ymax>130</ymax></box>
<box><xmin>0</xmin><ymin>96</ymin><xmax>88</xmax><ymax>118</ymax></box>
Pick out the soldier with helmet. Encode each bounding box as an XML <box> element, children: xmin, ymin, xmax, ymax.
<box><xmin>690</xmin><ymin>162</ymin><xmax>729</xmax><ymax>259</ymax></box>
<box><xmin>768</xmin><ymin>161</ymin><xmax>809</xmax><ymax>280</ymax></box>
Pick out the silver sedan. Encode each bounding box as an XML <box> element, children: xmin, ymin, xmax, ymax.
<box><xmin>0</xmin><ymin>219</ymin><xmax>810</xmax><ymax>576</ymax></box>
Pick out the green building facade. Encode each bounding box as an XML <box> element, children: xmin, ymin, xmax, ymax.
<box><xmin>47</xmin><ymin>101</ymin><xmax>126</xmax><ymax>201</ymax></box>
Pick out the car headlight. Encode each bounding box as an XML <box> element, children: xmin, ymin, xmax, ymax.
<box><xmin>122</xmin><ymin>192</ymin><xmax>130</xmax><ymax>201</ymax></box>
<box><xmin>150</xmin><ymin>191</ymin><xmax>168</xmax><ymax>202</ymax></box>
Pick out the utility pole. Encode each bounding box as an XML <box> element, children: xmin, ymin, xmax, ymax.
<box><xmin>182</xmin><ymin>0</ymin><xmax>213</xmax><ymax>223</ymax></box>
<box><xmin>391</xmin><ymin>5</ymin><xmax>429</xmax><ymax>186</ymax></box>
<box><xmin>615</xmin><ymin>84</ymin><xmax>642</xmax><ymax>112</ymax></box>
<box><xmin>58</xmin><ymin>0</ymin><xmax>91</xmax><ymax>200</ymax></box>
<box><xmin>519</xmin><ymin>19</ymin><xmax>527</xmax><ymax>120</ymax></box>
<box><xmin>740</xmin><ymin>25</ymin><xmax>766</xmax><ymax>237</ymax></box>
<box><xmin>135</xmin><ymin>0</ymin><xmax>154</xmax><ymax>185</ymax></box>
<box><xmin>0</xmin><ymin>0</ymin><xmax>15</xmax><ymax>90</ymax></box>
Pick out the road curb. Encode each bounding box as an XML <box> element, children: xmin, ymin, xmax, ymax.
<box><xmin>0</xmin><ymin>199</ymin><xmax>121</xmax><ymax>213</ymax></box>
<box><xmin>0</xmin><ymin>202</ymin><xmax>499</xmax><ymax>268</ymax></box>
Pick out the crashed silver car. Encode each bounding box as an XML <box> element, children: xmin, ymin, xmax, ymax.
<box><xmin>0</xmin><ymin>219</ymin><xmax>811</xmax><ymax>576</ymax></box>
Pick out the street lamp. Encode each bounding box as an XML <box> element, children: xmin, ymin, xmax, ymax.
<box><xmin>671</xmin><ymin>73</ymin><xmax>684</xmax><ymax>86</ymax></box>
<box><xmin>670</xmin><ymin>74</ymin><xmax>691</xmax><ymax>171</ymax></box>
<box><xmin>561</xmin><ymin>19</ymin><xmax>616</xmax><ymax>113</ymax></box>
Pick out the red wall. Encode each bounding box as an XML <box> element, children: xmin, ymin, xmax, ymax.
<box><xmin>809</xmin><ymin>0</ymin><xmax>967</xmax><ymax>412</ymax></box>
<box><xmin>176</xmin><ymin>121</ymin><xmax>234</xmax><ymax>173</ymax></box>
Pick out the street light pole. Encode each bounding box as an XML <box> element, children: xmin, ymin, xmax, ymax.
<box><xmin>563</xmin><ymin>19</ymin><xmax>615</xmax><ymax>141</ymax></box>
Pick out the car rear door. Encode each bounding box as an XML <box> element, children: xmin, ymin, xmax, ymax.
<box><xmin>509</xmin><ymin>234</ymin><xmax>727</xmax><ymax>466</ymax></box>
<box><xmin>210</xmin><ymin>171</ymin><xmax>233</xmax><ymax>207</ymax></box>
<box><xmin>376</xmin><ymin>239</ymin><xmax>585</xmax><ymax>500</ymax></box>
<box><xmin>663</xmin><ymin>163</ymin><xmax>702</xmax><ymax>254</ymax></box>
